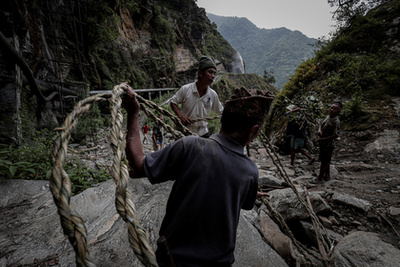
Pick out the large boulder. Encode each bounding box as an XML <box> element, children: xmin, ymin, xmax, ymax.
<box><xmin>365</xmin><ymin>129</ymin><xmax>400</xmax><ymax>155</ymax></box>
<box><xmin>332</xmin><ymin>192</ymin><xmax>372</xmax><ymax>212</ymax></box>
<box><xmin>0</xmin><ymin>179</ymin><xmax>287</xmax><ymax>266</ymax></box>
<box><xmin>334</xmin><ymin>231</ymin><xmax>400</xmax><ymax>267</ymax></box>
<box><xmin>268</xmin><ymin>187</ymin><xmax>331</xmax><ymax>221</ymax></box>
<box><xmin>254</xmin><ymin>209</ymin><xmax>293</xmax><ymax>262</ymax></box>
<box><xmin>235</xmin><ymin>210</ymin><xmax>288</xmax><ymax>267</ymax></box>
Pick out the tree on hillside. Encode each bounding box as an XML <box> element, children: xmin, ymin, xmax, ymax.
<box><xmin>263</xmin><ymin>70</ymin><xmax>276</xmax><ymax>84</ymax></box>
<box><xmin>328</xmin><ymin>0</ymin><xmax>389</xmax><ymax>27</ymax></box>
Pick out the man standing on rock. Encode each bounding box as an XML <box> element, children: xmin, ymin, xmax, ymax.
<box><xmin>170</xmin><ymin>55</ymin><xmax>224</xmax><ymax>138</ymax></box>
<box><xmin>311</xmin><ymin>102</ymin><xmax>342</xmax><ymax>184</ymax></box>
<box><xmin>123</xmin><ymin>85</ymin><xmax>273</xmax><ymax>267</ymax></box>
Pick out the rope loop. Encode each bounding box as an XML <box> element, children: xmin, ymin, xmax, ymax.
<box><xmin>50</xmin><ymin>82</ymin><xmax>333</xmax><ymax>266</ymax></box>
<box><xmin>50</xmin><ymin>83</ymin><xmax>223</xmax><ymax>266</ymax></box>
<box><xmin>51</xmin><ymin>85</ymin><xmax>158</xmax><ymax>266</ymax></box>
<box><xmin>258</xmin><ymin>133</ymin><xmax>336</xmax><ymax>266</ymax></box>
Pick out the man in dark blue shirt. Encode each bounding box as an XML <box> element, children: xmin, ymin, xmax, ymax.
<box><xmin>123</xmin><ymin>86</ymin><xmax>273</xmax><ymax>267</ymax></box>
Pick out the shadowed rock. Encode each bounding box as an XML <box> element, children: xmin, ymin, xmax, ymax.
<box><xmin>0</xmin><ymin>179</ymin><xmax>287</xmax><ymax>266</ymax></box>
<box><xmin>334</xmin><ymin>231</ymin><xmax>400</xmax><ymax>267</ymax></box>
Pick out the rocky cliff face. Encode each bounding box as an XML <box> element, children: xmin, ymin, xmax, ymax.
<box><xmin>0</xmin><ymin>0</ymin><xmax>239</xmax><ymax>144</ymax></box>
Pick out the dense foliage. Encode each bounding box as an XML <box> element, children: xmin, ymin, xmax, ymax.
<box><xmin>269</xmin><ymin>0</ymin><xmax>400</xmax><ymax>136</ymax></box>
<box><xmin>0</xmin><ymin>130</ymin><xmax>111</xmax><ymax>195</ymax></box>
<box><xmin>316</xmin><ymin>1</ymin><xmax>400</xmax><ymax>97</ymax></box>
<box><xmin>328</xmin><ymin>0</ymin><xmax>390</xmax><ymax>27</ymax></box>
<box><xmin>81</xmin><ymin>0</ymin><xmax>238</xmax><ymax>90</ymax></box>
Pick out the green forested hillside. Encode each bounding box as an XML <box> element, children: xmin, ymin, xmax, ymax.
<box><xmin>207</xmin><ymin>13</ymin><xmax>317</xmax><ymax>89</ymax></box>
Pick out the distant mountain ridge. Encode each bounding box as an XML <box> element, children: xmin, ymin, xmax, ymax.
<box><xmin>207</xmin><ymin>13</ymin><xmax>317</xmax><ymax>89</ymax></box>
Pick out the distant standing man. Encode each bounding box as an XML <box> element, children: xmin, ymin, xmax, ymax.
<box><xmin>152</xmin><ymin>115</ymin><xmax>164</xmax><ymax>151</ymax></box>
<box><xmin>311</xmin><ymin>102</ymin><xmax>342</xmax><ymax>183</ymax></box>
<box><xmin>170</xmin><ymin>55</ymin><xmax>224</xmax><ymax>138</ymax></box>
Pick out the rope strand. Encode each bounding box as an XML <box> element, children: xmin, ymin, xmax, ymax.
<box><xmin>50</xmin><ymin>83</ymin><xmax>334</xmax><ymax>266</ymax></box>
<box><xmin>258</xmin><ymin>132</ymin><xmax>336</xmax><ymax>266</ymax></box>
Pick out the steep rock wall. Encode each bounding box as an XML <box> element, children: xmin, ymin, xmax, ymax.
<box><xmin>0</xmin><ymin>0</ymin><xmax>237</xmax><ymax>144</ymax></box>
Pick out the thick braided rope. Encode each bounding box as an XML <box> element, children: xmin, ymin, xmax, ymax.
<box><xmin>52</xmin><ymin>84</ymin><xmax>328</xmax><ymax>267</ymax></box>
<box><xmin>135</xmin><ymin>94</ymin><xmax>193</xmax><ymax>137</ymax></box>
<box><xmin>260</xmin><ymin>133</ymin><xmax>333</xmax><ymax>249</ymax></box>
<box><xmin>50</xmin><ymin>88</ymin><xmax>157</xmax><ymax>266</ymax></box>
<box><xmin>191</xmin><ymin>115</ymin><xmax>221</xmax><ymax>122</ymax></box>
<box><xmin>50</xmin><ymin>93</ymin><xmax>109</xmax><ymax>267</ymax></box>
<box><xmin>259</xmin><ymin>133</ymin><xmax>336</xmax><ymax>266</ymax></box>
<box><xmin>260</xmin><ymin>197</ymin><xmax>315</xmax><ymax>265</ymax></box>
<box><xmin>109</xmin><ymin>84</ymin><xmax>158</xmax><ymax>266</ymax></box>
<box><xmin>135</xmin><ymin>94</ymin><xmax>221</xmax><ymax>137</ymax></box>
<box><xmin>139</xmin><ymin>102</ymin><xmax>186</xmax><ymax>140</ymax></box>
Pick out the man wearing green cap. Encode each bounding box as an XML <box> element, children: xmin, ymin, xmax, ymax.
<box><xmin>170</xmin><ymin>55</ymin><xmax>224</xmax><ymax>137</ymax></box>
<box><xmin>122</xmin><ymin>85</ymin><xmax>273</xmax><ymax>267</ymax></box>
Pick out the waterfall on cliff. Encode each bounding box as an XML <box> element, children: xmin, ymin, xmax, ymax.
<box><xmin>231</xmin><ymin>51</ymin><xmax>245</xmax><ymax>74</ymax></box>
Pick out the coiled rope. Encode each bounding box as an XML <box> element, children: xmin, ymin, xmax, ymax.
<box><xmin>50</xmin><ymin>92</ymin><xmax>108</xmax><ymax>267</ymax></box>
<box><xmin>50</xmin><ymin>82</ymin><xmax>333</xmax><ymax>267</ymax></box>
<box><xmin>50</xmin><ymin>83</ymin><xmax>221</xmax><ymax>267</ymax></box>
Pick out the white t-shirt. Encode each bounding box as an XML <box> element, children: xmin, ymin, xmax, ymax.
<box><xmin>170</xmin><ymin>82</ymin><xmax>223</xmax><ymax>136</ymax></box>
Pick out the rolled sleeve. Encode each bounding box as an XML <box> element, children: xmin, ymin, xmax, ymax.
<box><xmin>144</xmin><ymin>140</ymin><xmax>184</xmax><ymax>184</ymax></box>
<box><xmin>241</xmin><ymin>178</ymin><xmax>258</xmax><ymax>210</ymax></box>
<box><xmin>170</xmin><ymin>87</ymin><xmax>185</xmax><ymax>106</ymax></box>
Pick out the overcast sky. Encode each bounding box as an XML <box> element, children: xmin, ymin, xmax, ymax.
<box><xmin>196</xmin><ymin>0</ymin><xmax>337</xmax><ymax>39</ymax></box>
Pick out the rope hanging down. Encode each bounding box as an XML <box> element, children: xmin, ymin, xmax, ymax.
<box><xmin>258</xmin><ymin>132</ymin><xmax>336</xmax><ymax>267</ymax></box>
<box><xmin>50</xmin><ymin>83</ymin><xmax>221</xmax><ymax>266</ymax></box>
<box><xmin>50</xmin><ymin>93</ymin><xmax>108</xmax><ymax>267</ymax></box>
<box><xmin>50</xmin><ymin>85</ymin><xmax>145</xmax><ymax>266</ymax></box>
<box><xmin>50</xmin><ymin>82</ymin><xmax>224</xmax><ymax>266</ymax></box>
<box><xmin>50</xmin><ymin>82</ymin><xmax>334</xmax><ymax>266</ymax></box>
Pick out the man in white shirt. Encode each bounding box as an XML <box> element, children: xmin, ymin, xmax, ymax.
<box><xmin>170</xmin><ymin>56</ymin><xmax>224</xmax><ymax>137</ymax></box>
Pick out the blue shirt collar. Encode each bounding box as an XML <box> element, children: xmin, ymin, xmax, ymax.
<box><xmin>209</xmin><ymin>133</ymin><xmax>244</xmax><ymax>155</ymax></box>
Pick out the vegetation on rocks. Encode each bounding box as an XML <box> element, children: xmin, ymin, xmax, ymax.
<box><xmin>2</xmin><ymin>0</ymin><xmax>399</xmax><ymax>198</ymax></box>
<box><xmin>268</xmin><ymin>0</ymin><xmax>400</xmax><ymax>138</ymax></box>
<box><xmin>0</xmin><ymin>129</ymin><xmax>111</xmax><ymax>195</ymax></box>
<box><xmin>0</xmin><ymin>0</ymin><xmax>244</xmax><ymax>187</ymax></box>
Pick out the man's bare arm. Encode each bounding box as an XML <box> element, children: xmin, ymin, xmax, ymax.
<box><xmin>170</xmin><ymin>102</ymin><xmax>193</xmax><ymax>125</ymax></box>
<box><xmin>122</xmin><ymin>85</ymin><xmax>146</xmax><ymax>178</ymax></box>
